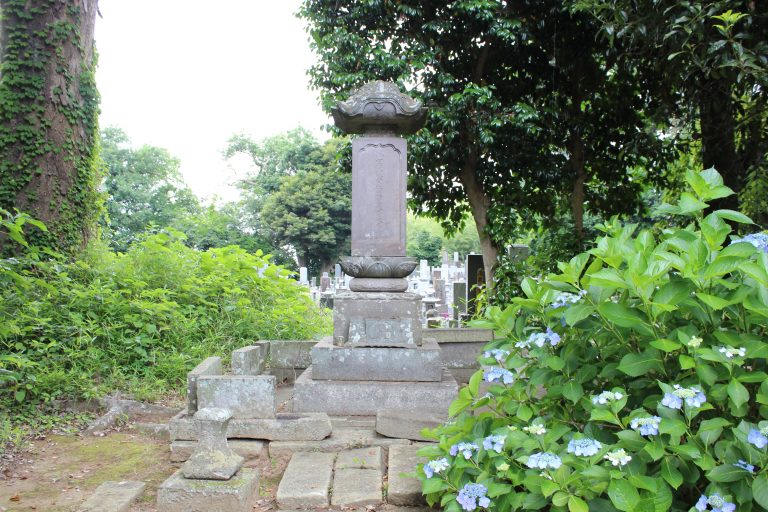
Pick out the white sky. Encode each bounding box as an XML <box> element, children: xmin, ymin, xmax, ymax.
<box><xmin>95</xmin><ymin>0</ymin><xmax>331</xmax><ymax>203</ymax></box>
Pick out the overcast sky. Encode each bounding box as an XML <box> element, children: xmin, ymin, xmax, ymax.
<box><xmin>95</xmin><ymin>0</ymin><xmax>331</xmax><ymax>202</ymax></box>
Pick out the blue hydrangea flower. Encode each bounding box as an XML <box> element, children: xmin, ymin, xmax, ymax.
<box><xmin>450</xmin><ymin>442</ymin><xmax>479</xmax><ymax>459</ymax></box>
<box><xmin>456</xmin><ymin>483</ymin><xmax>490</xmax><ymax>511</ymax></box>
<box><xmin>482</xmin><ymin>434</ymin><xmax>506</xmax><ymax>453</ymax></box>
<box><xmin>526</xmin><ymin>452</ymin><xmax>562</xmax><ymax>470</ymax></box>
<box><xmin>550</xmin><ymin>290</ymin><xmax>587</xmax><ymax>309</ymax></box>
<box><xmin>630</xmin><ymin>416</ymin><xmax>661</xmax><ymax>436</ymax></box>
<box><xmin>695</xmin><ymin>493</ymin><xmax>736</xmax><ymax>512</ymax></box>
<box><xmin>567</xmin><ymin>438</ymin><xmax>602</xmax><ymax>457</ymax></box>
<box><xmin>591</xmin><ymin>390</ymin><xmax>624</xmax><ymax>405</ymax></box>
<box><xmin>734</xmin><ymin>232</ymin><xmax>768</xmax><ymax>253</ymax></box>
<box><xmin>483</xmin><ymin>348</ymin><xmax>510</xmax><ymax>362</ymax></box>
<box><xmin>604</xmin><ymin>449</ymin><xmax>632</xmax><ymax>467</ymax></box>
<box><xmin>484</xmin><ymin>367</ymin><xmax>514</xmax><ymax>384</ymax></box>
<box><xmin>518</xmin><ymin>328</ymin><xmax>561</xmax><ymax>349</ymax></box>
<box><xmin>733</xmin><ymin>460</ymin><xmax>755</xmax><ymax>473</ymax></box>
<box><xmin>719</xmin><ymin>346</ymin><xmax>746</xmax><ymax>359</ymax></box>
<box><xmin>422</xmin><ymin>457</ymin><xmax>449</xmax><ymax>478</ymax></box>
<box><xmin>748</xmin><ymin>428</ymin><xmax>768</xmax><ymax>449</ymax></box>
<box><xmin>661</xmin><ymin>384</ymin><xmax>706</xmax><ymax>409</ymax></box>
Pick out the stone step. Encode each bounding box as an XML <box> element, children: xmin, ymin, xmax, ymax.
<box><xmin>268</xmin><ymin>428</ymin><xmax>409</xmax><ymax>459</ymax></box>
<box><xmin>276</xmin><ymin>452</ymin><xmax>335</xmax><ymax>509</ymax></box>
<box><xmin>77</xmin><ymin>480</ymin><xmax>145</xmax><ymax>512</ymax></box>
<box><xmin>331</xmin><ymin>468</ymin><xmax>382</xmax><ymax>507</ymax></box>
<box><xmin>170</xmin><ymin>439</ymin><xmax>266</xmax><ymax>463</ymax></box>
<box><xmin>387</xmin><ymin>444</ymin><xmax>428</xmax><ymax>506</ymax></box>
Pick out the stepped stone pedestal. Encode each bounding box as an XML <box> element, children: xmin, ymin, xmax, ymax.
<box><xmin>292</xmin><ymin>81</ymin><xmax>458</xmax><ymax>416</ymax></box>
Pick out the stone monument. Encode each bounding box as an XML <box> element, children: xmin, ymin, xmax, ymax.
<box><xmin>293</xmin><ymin>81</ymin><xmax>458</xmax><ymax>415</ymax></box>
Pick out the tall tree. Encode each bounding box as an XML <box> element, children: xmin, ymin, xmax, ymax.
<box><xmin>226</xmin><ymin>129</ymin><xmax>351</xmax><ymax>276</ymax></box>
<box><xmin>0</xmin><ymin>0</ymin><xmax>101</xmax><ymax>255</ymax></box>
<box><xmin>575</xmin><ymin>1</ymin><xmax>768</xmax><ymax>217</ymax></box>
<box><xmin>101</xmin><ymin>127</ymin><xmax>200</xmax><ymax>252</ymax></box>
<box><xmin>299</xmin><ymin>1</ymin><xmax>669</xmax><ymax>284</ymax></box>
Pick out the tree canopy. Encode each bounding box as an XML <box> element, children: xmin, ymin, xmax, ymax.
<box><xmin>299</xmin><ymin>0</ymin><xmax>673</xmax><ymax>283</ymax></box>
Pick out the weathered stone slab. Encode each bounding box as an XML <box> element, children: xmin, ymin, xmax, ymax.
<box><xmin>169</xmin><ymin>411</ymin><xmax>331</xmax><ymax>441</ymax></box>
<box><xmin>310</xmin><ymin>337</ymin><xmax>442</xmax><ymax>382</ymax></box>
<box><xmin>170</xmin><ymin>439</ymin><xmax>266</xmax><ymax>463</ymax></box>
<box><xmin>336</xmin><ymin>446</ymin><xmax>384</xmax><ymax>471</ymax></box>
<box><xmin>449</xmin><ymin>368</ymin><xmax>478</xmax><ymax>384</ymax></box>
<box><xmin>156</xmin><ymin>468</ymin><xmax>258</xmax><ymax>512</ymax></box>
<box><xmin>376</xmin><ymin>409</ymin><xmax>446</xmax><ymax>441</ymax></box>
<box><xmin>268</xmin><ymin>428</ymin><xmax>409</xmax><ymax>460</ymax></box>
<box><xmin>331</xmin><ymin>468</ymin><xmax>382</xmax><ymax>507</ymax></box>
<box><xmin>276</xmin><ymin>452</ymin><xmax>335</xmax><ymax>509</ymax></box>
<box><xmin>231</xmin><ymin>344</ymin><xmax>266</xmax><ymax>376</ymax></box>
<box><xmin>267</xmin><ymin>367</ymin><xmax>306</xmax><ymax>384</ymax></box>
<box><xmin>267</xmin><ymin>340</ymin><xmax>315</xmax><ymax>369</ymax></box>
<box><xmin>186</xmin><ymin>356</ymin><xmax>222</xmax><ymax>414</ymax></box>
<box><xmin>333</xmin><ymin>291</ymin><xmax>422</xmax><ymax>346</ymax></box>
<box><xmin>388</xmin><ymin>445</ymin><xmax>427</xmax><ymax>506</ymax></box>
<box><xmin>77</xmin><ymin>480</ymin><xmax>145</xmax><ymax>512</ymax></box>
<box><xmin>331</xmin><ymin>416</ymin><xmax>376</xmax><ymax>429</ymax></box>
<box><xmin>430</xmin><ymin>327</ymin><xmax>494</xmax><ymax>343</ymax></box>
<box><xmin>351</xmin><ymin>136</ymin><xmax>407</xmax><ymax>257</ymax></box>
<box><xmin>196</xmin><ymin>375</ymin><xmax>275</xmax><ymax>419</ymax></box>
<box><xmin>293</xmin><ymin>367</ymin><xmax>457</xmax><ymax>415</ymax></box>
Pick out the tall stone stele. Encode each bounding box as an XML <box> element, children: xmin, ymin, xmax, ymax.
<box><xmin>333</xmin><ymin>81</ymin><xmax>426</xmax><ymax>347</ymax></box>
<box><xmin>293</xmin><ymin>81</ymin><xmax>458</xmax><ymax>415</ymax></box>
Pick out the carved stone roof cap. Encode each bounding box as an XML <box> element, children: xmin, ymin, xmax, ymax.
<box><xmin>332</xmin><ymin>80</ymin><xmax>427</xmax><ymax>135</ymax></box>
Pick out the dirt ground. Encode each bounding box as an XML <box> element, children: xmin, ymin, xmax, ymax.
<box><xmin>0</xmin><ymin>421</ymin><xmax>287</xmax><ymax>512</ymax></box>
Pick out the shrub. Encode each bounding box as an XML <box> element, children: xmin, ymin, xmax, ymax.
<box><xmin>418</xmin><ymin>169</ymin><xmax>768</xmax><ymax>511</ymax></box>
<box><xmin>0</xmin><ymin>221</ymin><xmax>330</xmax><ymax>406</ymax></box>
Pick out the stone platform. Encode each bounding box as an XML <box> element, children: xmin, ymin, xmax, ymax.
<box><xmin>310</xmin><ymin>336</ymin><xmax>442</xmax><ymax>381</ymax></box>
<box><xmin>293</xmin><ymin>367</ymin><xmax>458</xmax><ymax>416</ymax></box>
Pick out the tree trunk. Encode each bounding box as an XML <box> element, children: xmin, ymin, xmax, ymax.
<box><xmin>458</xmin><ymin>149</ymin><xmax>498</xmax><ymax>289</ymax></box>
<box><xmin>567</xmin><ymin>130</ymin><xmax>587</xmax><ymax>245</ymax></box>
<box><xmin>0</xmin><ymin>0</ymin><xmax>101</xmax><ymax>255</ymax></box>
<box><xmin>699</xmin><ymin>77</ymin><xmax>740</xmax><ymax>209</ymax></box>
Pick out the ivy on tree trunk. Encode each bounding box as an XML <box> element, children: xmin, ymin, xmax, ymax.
<box><xmin>0</xmin><ymin>0</ymin><xmax>102</xmax><ymax>255</ymax></box>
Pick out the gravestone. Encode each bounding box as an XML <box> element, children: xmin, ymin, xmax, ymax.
<box><xmin>466</xmin><ymin>253</ymin><xmax>485</xmax><ymax>316</ymax></box>
<box><xmin>294</xmin><ymin>81</ymin><xmax>457</xmax><ymax>415</ymax></box>
<box><xmin>299</xmin><ymin>267</ymin><xmax>308</xmax><ymax>285</ymax></box>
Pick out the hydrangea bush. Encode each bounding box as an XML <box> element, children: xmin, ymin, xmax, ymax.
<box><xmin>417</xmin><ymin>169</ymin><xmax>768</xmax><ymax>512</ymax></box>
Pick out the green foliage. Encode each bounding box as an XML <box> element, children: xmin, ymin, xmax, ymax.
<box><xmin>0</xmin><ymin>0</ymin><xmax>103</xmax><ymax>255</ymax></box>
<box><xmin>418</xmin><ymin>169</ymin><xmax>768</xmax><ymax>511</ymax></box>
<box><xmin>299</xmin><ymin>0</ymin><xmax>672</xmax><ymax>268</ymax></box>
<box><xmin>227</xmin><ymin>128</ymin><xmax>351</xmax><ymax>276</ymax></box>
<box><xmin>100</xmin><ymin>127</ymin><xmax>200</xmax><ymax>252</ymax></box>
<box><xmin>0</xmin><ymin>217</ymin><xmax>330</xmax><ymax>408</ymax></box>
<box><xmin>408</xmin><ymin>230</ymin><xmax>444</xmax><ymax>267</ymax></box>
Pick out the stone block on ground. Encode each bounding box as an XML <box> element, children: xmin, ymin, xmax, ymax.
<box><xmin>293</xmin><ymin>366</ymin><xmax>458</xmax><ymax>415</ymax></box>
<box><xmin>331</xmin><ymin>468</ymin><xmax>382</xmax><ymax>507</ymax></box>
<box><xmin>336</xmin><ymin>446</ymin><xmax>384</xmax><ymax>471</ymax></box>
<box><xmin>276</xmin><ymin>452</ymin><xmax>335</xmax><ymax>509</ymax></box>
<box><xmin>186</xmin><ymin>356</ymin><xmax>222</xmax><ymax>414</ymax></box>
<box><xmin>267</xmin><ymin>340</ymin><xmax>315</xmax><ymax>369</ymax></box>
<box><xmin>231</xmin><ymin>343</ymin><xmax>267</xmax><ymax>376</ymax></box>
<box><xmin>387</xmin><ymin>445</ymin><xmax>428</xmax><ymax>506</ymax></box>
<box><xmin>376</xmin><ymin>408</ymin><xmax>446</xmax><ymax>441</ymax></box>
<box><xmin>331</xmin><ymin>416</ymin><xmax>376</xmax><ymax>429</ymax></box>
<box><xmin>196</xmin><ymin>375</ymin><xmax>276</xmax><ymax>419</ymax></box>
<box><xmin>170</xmin><ymin>439</ymin><xmax>266</xmax><ymax>463</ymax></box>
<box><xmin>310</xmin><ymin>337</ymin><xmax>442</xmax><ymax>382</ymax></box>
<box><xmin>429</xmin><ymin>327</ymin><xmax>494</xmax><ymax>343</ymax></box>
<box><xmin>168</xmin><ymin>411</ymin><xmax>331</xmax><ymax>441</ymax></box>
<box><xmin>77</xmin><ymin>480</ymin><xmax>146</xmax><ymax>512</ymax></box>
<box><xmin>156</xmin><ymin>467</ymin><xmax>259</xmax><ymax>512</ymax></box>
<box><xmin>268</xmin><ymin>428</ymin><xmax>409</xmax><ymax>460</ymax></box>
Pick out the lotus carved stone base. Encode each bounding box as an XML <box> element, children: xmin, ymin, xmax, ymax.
<box><xmin>339</xmin><ymin>256</ymin><xmax>417</xmax><ymax>279</ymax></box>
